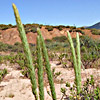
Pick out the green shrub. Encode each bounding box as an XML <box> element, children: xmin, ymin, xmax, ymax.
<box><xmin>69</xmin><ymin>29</ymin><xmax>72</xmax><ymax>32</ymax></box>
<box><xmin>65</xmin><ymin>26</ymin><xmax>70</xmax><ymax>28</ymax></box>
<box><xmin>70</xmin><ymin>26</ymin><xmax>76</xmax><ymax>29</ymax></box>
<box><xmin>61</xmin><ymin>75</ymin><xmax>100</xmax><ymax>100</ymax></box>
<box><xmin>81</xmin><ymin>46</ymin><xmax>86</xmax><ymax>53</ymax></box>
<box><xmin>75</xmin><ymin>29</ymin><xmax>85</xmax><ymax>34</ymax></box>
<box><xmin>91</xmin><ymin>29</ymin><xmax>100</xmax><ymax>35</ymax></box>
<box><xmin>0</xmin><ymin>24</ymin><xmax>13</xmax><ymax>30</ymax></box>
<box><xmin>58</xmin><ymin>27</ymin><xmax>63</xmax><ymax>31</ymax></box>
<box><xmin>80</xmin><ymin>36</ymin><xmax>98</xmax><ymax>48</ymax></box>
<box><xmin>0</xmin><ymin>42</ymin><xmax>9</xmax><ymax>52</ymax></box>
<box><xmin>31</xmin><ymin>27</ymin><xmax>37</xmax><ymax>33</ymax></box>
<box><xmin>45</xmin><ymin>26</ymin><xmax>53</xmax><ymax>31</ymax></box>
<box><xmin>25</xmin><ymin>27</ymin><xmax>30</xmax><ymax>33</ymax></box>
<box><xmin>52</xmin><ymin>36</ymin><xmax>67</xmax><ymax>42</ymax></box>
<box><xmin>80</xmin><ymin>27</ymin><xmax>85</xmax><ymax>30</ymax></box>
<box><xmin>14</xmin><ymin>42</ymin><xmax>21</xmax><ymax>46</ymax></box>
<box><xmin>45</xmin><ymin>39</ymin><xmax>52</xmax><ymax>43</ymax></box>
<box><xmin>56</xmin><ymin>25</ymin><xmax>64</xmax><ymax>31</ymax></box>
<box><xmin>0</xmin><ymin>68</ymin><xmax>7</xmax><ymax>82</ymax></box>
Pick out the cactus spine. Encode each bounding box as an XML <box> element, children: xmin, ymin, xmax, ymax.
<box><xmin>67</xmin><ymin>31</ymin><xmax>81</xmax><ymax>94</ymax></box>
<box><xmin>37</xmin><ymin>28</ymin><xmax>57</xmax><ymax>100</ymax></box>
<box><xmin>37</xmin><ymin>36</ymin><xmax>44</xmax><ymax>100</ymax></box>
<box><xmin>12</xmin><ymin>4</ymin><xmax>38</xmax><ymax>100</ymax></box>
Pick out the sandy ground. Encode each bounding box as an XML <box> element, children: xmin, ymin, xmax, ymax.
<box><xmin>0</xmin><ymin>61</ymin><xmax>100</xmax><ymax>100</ymax></box>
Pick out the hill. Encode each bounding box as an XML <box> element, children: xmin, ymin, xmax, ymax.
<box><xmin>87</xmin><ymin>22</ymin><xmax>100</xmax><ymax>29</ymax></box>
<box><xmin>0</xmin><ymin>24</ymin><xmax>100</xmax><ymax>45</ymax></box>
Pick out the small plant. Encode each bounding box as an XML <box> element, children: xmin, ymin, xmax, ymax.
<box><xmin>52</xmin><ymin>68</ymin><xmax>61</xmax><ymax>79</ymax></box>
<box><xmin>80</xmin><ymin>27</ymin><xmax>85</xmax><ymax>30</ymax></box>
<box><xmin>91</xmin><ymin>29</ymin><xmax>100</xmax><ymax>35</ymax></box>
<box><xmin>61</xmin><ymin>75</ymin><xmax>100</xmax><ymax>100</ymax></box>
<box><xmin>31</xmin><ymin>27</ymin><xmax>37</xmax><ymax>33</ymax></box>
<box><xmin>0</xmin><ymin>68</ymin><xmax>7</xmax><ymax>82</ymax></box>
<box><xmin>36</xmin><ymin>35</ymin><xmax>44</xmax><ymax>100</ymax></box>
<box><xmin>67</xmin><ymin>31</ymin><xmax>81</xmax><ymax>94</ymax></box>
<box><xmin>37</xmin><ymin>28</ymin><xmax>57</xmax><ymax>100</ymax></box>
<box><xmin>8</xmin><ymin>93</ymin><xmax>14</xmax><ymax>98</ymax></box>
<box><xmin>12</xmin><ymin>4</ymin><xmax>38</xmax><ymax>100</ymax></box>
<box><xmin>45</xmin><ymin>26</ymin><xmax>53</xmax><ymax>31</ymax></box>
<box><xmin>13</xmin><ymin>3</ymin><xmax>57</xmax><ymax>100</ymax></box>
<box><xmin>75</xmin><ymin>29</ymin><xmax>85</xmax><ymax>35</ymax></box>
<box><xmin>52</xmin><ymin>36</ymin><xmax>67</xmax><ymax>42</ymax></box>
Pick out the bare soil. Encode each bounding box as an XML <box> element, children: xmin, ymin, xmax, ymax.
<box><xmin>0</xmin><ymin>61</ymin><xmax>100</xmax><ymax>100</ymax></box>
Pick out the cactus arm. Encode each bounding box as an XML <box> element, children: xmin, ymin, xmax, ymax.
<box><xmin>12</xmin><ymin>3</ymin><xmax>38</xmax><ymax>100</ymax></box>
<box><xmin>37</xmin><ymin>28</ymin><xmax>57</xmax><ymax>100</ymax></box>
<box><xmin>37</xmin><ymin>36</ymin><xmax>44</xmax><ymax>100</ymax></box>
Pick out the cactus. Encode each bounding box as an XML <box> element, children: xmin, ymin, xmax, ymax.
<box><xmin>37</xmin><ymin>28</ymin><xmax>57</xmax><ymax>100</ymax></box>
<box><xmin>36</xmin><ymin>35</ymin><xmax>44</xmax><ymax>100</ymax></box>
<box><xmin>12</xmin><ymin>4</ymin><xmax>38</xmax><ymax>100</ymax></box>
<box><xmin>67</xmin><ymin>31</ymin><xmax>81</xmax><ymax>94</ymax></box>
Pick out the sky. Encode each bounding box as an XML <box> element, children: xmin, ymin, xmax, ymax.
<box><xmin>0</xmin><ymin>0</ymin><xmax>100</xmax><ymax>27</ymax></box>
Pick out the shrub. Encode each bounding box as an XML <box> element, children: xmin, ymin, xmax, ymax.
<box><xmin>0</xmin><ymin>42</ymin><xmax>9</xmax><ymax>52</ymax></box>
<box><xmin>14</xmin><ymin>42</ymin><xmax>21</xmax><ymax>46</ymax></box>
<box><xmin>91</xmin><ymin>29</ymin><xmax>100</xmax><ymax>35</ymax></box>
<box><xmin>80</xmin><ymin>36</ymin><xmax>97</xmax><ymax>48</ymax></box>
<box><xmin>61</xmin><ymin>75</ymin><xmax>100</xmax><ymax>100</ymax></box>
<box><xmin>0</xmin><ymin>68</ymin><xmax>7</xmax><ymax>82</ymax></box>
<box><xmin>81</xmin><ymin>46</ymin><xmax>86</xmax><ymax>53</ymax></box>
<box><xmin>65</xmin><ymin>26</ymin><xmax>70</xmax><ymax>28</ymax></box>
<box><xmin>52</xmin><ymin>36</ymin><xmax>67</xmax><ymax>42</ymax></box>
<box><xmin>70</xmin><ymin>26</ymin><xmax>76</xmax><ymax>29</ymax></box>
<box><xmin>80</xmin><ymin>27</ymin><xmax>85</xmax><ymax>30</ymax></box>
<box><xmin>0</xmin><ymin>24</ymin><xmax>13</xmax><ymax>30</ymax></box>
<box><xmin>45</xmin><ymin>39</ymin><xmax>52</xmax><ymax>43</ymax></box>
<box><xmin>39</xmin><ymin>24</ymin><xmax>43</xmax><ymax>28</ymax></box>
<box><xmin>58</xmin><ymin>27</ymin><xmax>63</xmax><ymax>31</ymax></box>
<box><xmin>75</xmin><ymin>29</ymin><xmax>85</xmax><ymax>34</ymax></box>
<box><xmin>69</xmin><ymin>29</ymin><xmax>72</xmax><ymax>32</ymax></box>
<box><xmin>31</xmin><ymin>27</ymin><xmax>37</xmax><ymax>33</ymax></box>
<box><xmin>56</xmin><ymin>25</ymin><xmax>64</xmax><ymax>31</ymax></box>
<box><xmin>25</xmin><ymin>27</ymin><xmax>30</xmax><ymax>33</ymax></box>
<box><xmin>45</xmin><ymin>26</ymin><xmax>53</xmax><ymax>31</ymax></box>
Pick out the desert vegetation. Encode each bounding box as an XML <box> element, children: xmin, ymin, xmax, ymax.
<box><xmin>0</xmin><ymin>3</ymin><xmax>100</xmax><ymax>100</ymax></box>
<box><xmin>91</xmin><ymin>28</ymin><xmax>100</xmax><ymax>35</ymax></box>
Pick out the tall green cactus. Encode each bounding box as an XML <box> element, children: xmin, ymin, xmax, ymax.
<box><xmin>12</xmin><ymin>4</ymin><xmax>38</xmax><ymax>100</ymax></box>
<box><xmin>37</xmin><ymin>28</ymin><xmax>57</xmax><ymax>100</ymax></box>
<box><xmin>67</xmin><ymin>31</ymin><xmax>81</xmax><ymax>94</ymax></box>
<box><xmin>36</xmin><ymin>35</ymin><xmax>44</xmax><ymax>100</ymax></box>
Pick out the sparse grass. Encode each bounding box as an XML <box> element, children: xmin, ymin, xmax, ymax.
<box><xmin>0</xmin><ymin>68</ymin><xmax>8</xmax><ymax>82</ymax></box>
